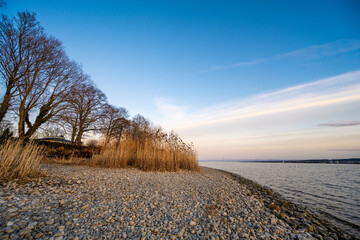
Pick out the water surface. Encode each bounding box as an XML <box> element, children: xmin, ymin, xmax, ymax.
<box><xmin>200</xmin><ymin>162</ymin><xmax>360</xmax><ymax>237</ymax></box>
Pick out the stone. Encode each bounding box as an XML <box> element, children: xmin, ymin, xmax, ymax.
<box><xmin>19</xmin><ymin>228</ymin><xmax>32</xmax><ymax>237</ymax></box>
<box><xmin>28</xmin><ymin>222</ymin><xmax>38</xmax><ymax>228</ymax></box>
<box><xmin>54</xmin><ymin>231</ymin><xmax>64</xmax><ymax>237</ymax></box>
<box><xmin>81</xmin><ymin>204</ymin><xmax>89</xmax><ymax>210</ymax></box>
<box><xmin>35</xmin><ymin>232</ymin><xmax>44</xmax><ymax>238</ymax></box>
<box><xmin>5</xmin><ymin>228</ymin><xmax>14</xmax><ymax>234</ymax></box>
<box><xmin>271</xmin><ymin>218</ymin><xmax>277</xmax><ymax>225</ymax></box>
<box><xmin>46</xmin><ymin>219</ymin><xmax>55</xmax><ymax>225</ymax></box>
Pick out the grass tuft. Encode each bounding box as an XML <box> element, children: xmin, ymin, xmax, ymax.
<box><xmin>0</xmin><ymin>140</ymin><xmax>44</xmax><ymax>181</ymax></box>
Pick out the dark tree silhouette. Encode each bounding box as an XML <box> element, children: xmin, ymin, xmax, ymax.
<box><xmin>0</xmin><ymin>12</ymin><xmax>84</xmax><ymax>141</ymax></box>
<box><xmin>60</xmin><ymin>80</ymin><xmax>107</xmax><ymax>145</ymax></box>
<box><xmin>100</xmin><ymin>104</ymin><xmax>129</xmax><ymax>145</ymax></box>
<box><xmin>0</xmin><ymin>12</ymin><xmax>42</xmax><ymax>123</ymax></box>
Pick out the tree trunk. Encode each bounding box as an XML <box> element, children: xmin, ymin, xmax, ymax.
<box><xmin>71</xmin><ymin>126</ymin><xmax>77</xmax><ymax>143</ymax></box>
<box><xmin>0</xmin><ymin>82</ymin><xmax>14</xmax><ymax>123</ymax></box>
<box><xmin>18</xmin><ymin>112</ymin><xmax>26</xmax><ymax>140</ymax></box>
<box><xmin>75</xmin><ymin>128</ymin><xmax>83</xmax><ymax>145</ymax></box>
<box><xmin>23</xmin><ymin>104</ymin><xmax>51</xmax><ymax>141</ymax></box>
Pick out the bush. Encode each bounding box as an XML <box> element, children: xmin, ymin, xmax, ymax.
<box><xmin>38</xmin><ymin>141</ymin><xmax>98</xmax><ymax>159</ymax></box>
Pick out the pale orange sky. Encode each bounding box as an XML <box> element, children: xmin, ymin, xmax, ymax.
<box><xmin>156</xmin><ymin>70</ymin><xmax>360</xmax><ymax>160</ymax></box>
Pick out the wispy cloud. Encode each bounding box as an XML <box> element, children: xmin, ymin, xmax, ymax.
<box><xmin>153</xmin><ymin>97</ymin><xmax>187</xmax><ymax>122</ymax></box>
<box><xmin>283</xmin><ymin>39</ymin><xmax>360</xmax><ymax>59</ymax></box>
<box><xmin>200</xmin><ymin>59</ymin><xmax>264</xmax><ymax>73</ymax></box>
<box><xmin>328</xmin><ymin>149</ymin><xmax>360</xmax><ymax>152</ymax></box>
<box><xmin>171</xmin><ymin>70</ymin><xmax>360</xmax><ymax>129</ymax></box>
<box><xmin>202</xmin><ymin>39</ymin><xmax>360</xmax><ymax>72</ymax></box>
<box><xmin>155</xmin><ymin>70</ymin><xmax>360</xmax><ymax>160</ymax></box>
<box><xmin>318</xmin><ymin>121</ymin><xmax>360</xmax><ymax>127</ymax></box>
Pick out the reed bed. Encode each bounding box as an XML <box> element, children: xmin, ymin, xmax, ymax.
<box><xmin>0</xmin><ymin>140</ymin><xmax>44</xmax><ymax>181</ymax></box>
<box><xmin>93</xmin><ymin>136</ymin><xmax>199</xmax><ymax>172</ymax></box>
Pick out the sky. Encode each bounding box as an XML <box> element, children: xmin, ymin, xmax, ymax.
<box><xmin>3</xmin><ymin>0</ymin><xmax>360</xmax><ymax>160</ymax></box>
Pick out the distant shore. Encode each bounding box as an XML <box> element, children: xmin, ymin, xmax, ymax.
<box><xmin>0</xmin><ymin>164</ymin><xmax>356</xmax><ymax>239</ymax></box>
<box><xmin>200</xmin><ymin>158</ymin><xmax>360</xmax><ymax>164</ymax></box>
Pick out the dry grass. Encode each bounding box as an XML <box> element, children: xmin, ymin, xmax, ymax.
<box><xmin>42</xmin><ymin>155</ymin><xmax>90</xmax><ymax>166</ymax></box>
<box><xmin>93</xmin><ymin>136</ymin><xmax>199</xmax><ymax>172</ymax></box>
<box><xmin>0</xmin><ymin>140</ymin><xmax>44</xmax><ymax>181</ymax></box>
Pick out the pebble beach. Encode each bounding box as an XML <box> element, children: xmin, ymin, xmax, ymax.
<box><xmin>0</xmin><ymin>164</ymin><xmax>355</xmax><ymax>240</ymax></box>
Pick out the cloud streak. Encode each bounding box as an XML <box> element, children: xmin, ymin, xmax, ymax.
<box><xmin>283</xmin><ymin>39</ymin><xmax>360</xmax><ymax>58</ymax></box>
<box><xmin>200</xmin><ymin>59</ymin><xmax>265</xmax><ymax>72</ymax></box>
<box><xmin>328</xmin><ymin>149</ymin><xmax>360</xmax><ymax>152</ymax></box>
<box><xmin>202</xmin><ymin>39</ymin><xmax>360</xmax><ymax>72</ymax></box>
<box><xmin>153</xmin><ymin>97</ymin><xmax>187</xmax><ymax>122</ymax></box>
<box><xmin>155</xmin><ymin>70</ymin><xmax>360</xmax><ymax>160</ymax></box>
<box><xmin>170</xmin><ymin>70</ymin><xmax>360</xmax><ymax>129</ymax></box>
<box><xmin>318</xmin><ymin>121</ymin><xmax>360</xmax><ymax>127</ymax></box>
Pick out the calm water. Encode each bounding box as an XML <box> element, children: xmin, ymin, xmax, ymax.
<box><xmin>200</xmin><ymin>162</ymin><xmax>360</xmax><ymax>237</ymax></box>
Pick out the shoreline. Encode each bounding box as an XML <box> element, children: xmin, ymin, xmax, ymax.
<box><xmin>209</xmin><ymin>168</ymin><xmax>358</xmax><ymax>240</ymax></box>
<box><xmin>0</xmin><ymin>164</ymin><xmax>357</xmax><ymax>239</ymax></box>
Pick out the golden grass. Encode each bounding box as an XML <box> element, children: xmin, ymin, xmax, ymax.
<box><xmin>93</xmin><ymin>136</ymin><xmax>199</xmax><ymax>172</ymax></box>
<box><xmin>0</xmin><ymin>140</ymin><xmax>44</xmax><ymax>181</ymax></box>
<box><xmin>42</xmin><ymin>155</ymin><xmax>90</xmax><ymax>166</ymax></box>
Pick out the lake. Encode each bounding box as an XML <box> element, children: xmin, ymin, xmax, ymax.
<box><xmin>200</xmin><ymin>161</ymin><xmax>360</xmax><ymax>237</ymax></box>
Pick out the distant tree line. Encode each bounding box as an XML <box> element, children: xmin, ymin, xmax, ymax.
<box><xmin>0</xmin><ymin>11</ymin><xmax>163</xmax><ymax>146</ymax></box>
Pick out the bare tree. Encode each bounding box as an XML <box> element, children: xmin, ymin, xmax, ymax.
<box><xmin>0</xmin><ymin>12</ymin><xmax>84</xmax><ymax>141</ymax></box>
<box><xmin>130</xmin><ymin>114</ymin><xmax>151</xmax><ymax>141</ymax></box>
<box><xmin>14</xmin><ymin>40</ymin><xmax>84</xmax><ymax>141</ymax></box>
<box><xmin>0</xmin><ymin>118</ymin><xmax>12</xmax><ymax>142</ymax></box>
<box><xmin>38</xmin><ymin>123</ymin><xmax>66</xmax><ymax>138</ymax></box>
<box><xmin>60</xmin><ymin>80</ymin><xmax>107</xmax><ymax>145</ymax></box>
<box><xmin>0</xmin><ymin>118</ymin><xmax>11</xmax><ymax>134</ymax></box>
<box><xmin>0</xmin><ymin>12</ymin><xmax>42</xmax><ymax>123</ymax></box>
<box><xmin>114</xmin><ymin>116</ymin><xmax>130</xmax><ymax>145</ymax></box>
<box><xmin>100</xmin><ymin>104</ymin><xmax>129</xmax><ymax>145</ymax></box>
<box><xmin>86</xmin><ymin>139</ymin><xmax>98</xmax><ymax>148</ymax></box>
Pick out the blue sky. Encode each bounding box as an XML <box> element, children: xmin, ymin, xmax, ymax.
<box><xmin>4</xmin><ymin>0</ymin><xmax>360</xmax><ymax>159</ymax></box>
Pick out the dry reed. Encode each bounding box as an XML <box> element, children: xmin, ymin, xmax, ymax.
<box><xmin>93</xmin><ymin>136</ymin><xmax>199</xmax><ymax>172</ymax></box>
<box><xmin>0</xmin><ymin>140</ymin><xmax>44</xmax><ymax>181</ymax></box>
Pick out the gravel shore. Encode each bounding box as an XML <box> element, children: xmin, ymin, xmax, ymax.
<box><xmin>0</xmin><ymin>164</ymin><xmax>356</xmax><ymax>240</ymax></box>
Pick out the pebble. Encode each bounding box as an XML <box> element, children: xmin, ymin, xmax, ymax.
<box><xmin>19</xmin><ymin>228</ymin><xmax>32</xmax><ymax>236</ymax></box>
<box><xmin>0</xmin><ymin>164</ymin><xmax>352</xmax><ymax>239</ymax></box>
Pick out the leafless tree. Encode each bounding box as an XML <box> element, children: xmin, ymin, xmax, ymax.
<box><xmin>14</xmin><ymin>39</ymin><xmax>84</xmax><ymax>141</ymax></box>
<box><xmin>130</xmin><ymin>114</ymin><xmax>151</xmax><ymax>142</ymax></box>
<box><xmin>38</xmin><ymin>123</ymin><xmax>66</xmax><ymax>138</ymax></box>
<box><xmin>0</xmin><ymin>12</ymin><xmax>42</xmax><ymax>123</ymax></box>
<box><xmin>114</xmin><ymin>116</ymin><xmax>131</xmax><ymax>145</ymax></box>
<box><xmin>0</xmin><ymin>118</ymin><xmax>11</xmax><ymax>134</ymax></box>
<box><xmin>0</xmin><ymin>12</ymin><xmax>84</xmax><ymax>141</ymax></box>
<box><xmin>86</xmin><ymin>139</ymin><xmax>98</xmax><ymax>148</ymax></box>
<box><xmin>0</xmin><ymin>118</ymin><xmax>12</xmax><ymax>142</ymax></box>
<box><xmin>60</xmin><ymin>80</ymin><xmax>107</xmax><ymax>145</ymax></box>
<box><xmin>100</xmin><ymin>104</ymin><xmax>129</xmax><ymax>145</ymax></box>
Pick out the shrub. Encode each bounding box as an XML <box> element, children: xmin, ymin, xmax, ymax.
<box><xmin>0</xmin><ymin>140</ymin><xmax>44</xmax><ymax>181</ymax></box>
<box><xmin>42</xmin><ymin>144</ymin><xmax>97</xmax><ymax>159</ymax></box>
